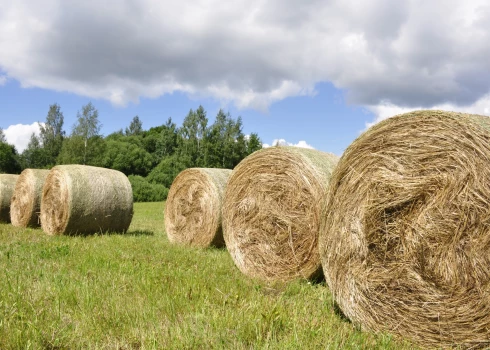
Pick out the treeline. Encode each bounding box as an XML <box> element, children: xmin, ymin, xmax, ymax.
<box><xmin>0</xmin><ymin>103</ymin><xmax>262</xmax><ymax>201</ymax></box>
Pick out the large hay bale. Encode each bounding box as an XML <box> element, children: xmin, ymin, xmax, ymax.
<box><xmin>10</xmin><ymin>169</ymin><xmax>50</xmax><ymax>227</ymax></box>
<box><xmin>40</xmin><ymin>165</ymin><xmax>133</xmax><ymax>235</ymax></box>
<box><xmin>165</xmin><ymin>168</ymin><xmax>232</xmax><ymax>247</ymax></box>
<box><xmin>319</xmin><ymin>110</ymin><xmax>490</xmax><ymax>348</ymax></box>
<box><xmin>223</xmin><ymin>146</ymin><xmax>338</xmax><ymax>282</ymax></box>
<box><xmin>0</xmin><ymin>174</ymin><xmax>19</xmax><ymax>223</ymax></box>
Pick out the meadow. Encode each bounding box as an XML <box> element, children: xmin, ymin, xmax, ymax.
<box><xmin>0</xmin><ymin>202</ymin><xmax>415</xmax><ymax>349</ymax></box>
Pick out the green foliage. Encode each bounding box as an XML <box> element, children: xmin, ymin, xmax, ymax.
<box><xmin>0</xmin><ymin>128</ymin><xmax>6</xmax><ymax>143</ymax></box>
<box><xmin>125</xmin><ymin>115</ymin><xmax>143</xmax><ymax>136</ymax></box>
<box><xmin>155</xmin><ymin>118</ymin><xmax>178</xmax><ymax>161</ymax></box>
<box><xmin>179</xmin><ymin>106</ymin><xmax>208</xmax><ymax>166</ymax></box>
<box><xmin>204</xmin><ymin>110</ymin><xmax>251</xmax><ymax>168</ymax></box>
<box><xmin>10</xmin><ymin>102</ymin><xmax>262</xmax><ymax>190</ymax></box>
<box><xmin>72</xmin><ymin>102</ymin><xmax>102</xmax><ymax>164</ymax></box>
<box><xmin>0</xmin><ymin>142</ymin><xmax>21</xmax><ymax>174</ymax></box>
<box><xmin>19</xmin><ymin>133</ymin><xmax>49</xmax><ymax>169</ymax></box>
<box><xmin>146</xmin><ymin>154</ymin><xmax>188</xmax><ymax>188</ymax></box>
<box><xmin>102</xmin><ymin>140</ymin><xmax>154</xmax><ymax>176</ymax></box>
<box><xmin>58</xmin><ymin>135</ymin><xmax>106</xmax><ymax>166</ymax></box>
<box><xmin>141</xmin><ymin>132</ymin><xmax>160</xmax><ymax>154</ymax></box>
<box><xmin>38</xmin><ymin>103</ymin><xmax>65</xmax><ymax>167</ymax></box>
<box><xmin>106</xmin><ymin>129</ymin><xmax>124</xmax><ymax>140</ymax></box>
<box><xmin>247</xmin><ymin>133</ymin><xmax>262</xmax><ymax>154</ymax></box>
<box><xmin>128</xmin><ymin>175</ymin><xmax>168</xmax><ymax>202</ymax></box>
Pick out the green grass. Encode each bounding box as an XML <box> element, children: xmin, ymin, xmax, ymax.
<box><xmin>0</xmin><ymin>202</ymin><xmax>415</xmax><ymax>349</ymax></box>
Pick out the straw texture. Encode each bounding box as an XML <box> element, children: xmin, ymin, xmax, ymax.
<box><xmin>320</xmin><ymin>110</ymin><xmax>490</xmax><ymax>348</ymax></box>
<box><xmin>40</xmin><ymin>165</ymin><xmax>133</xmax><ymax>235</ymax></box>
<box><xmin>0</xmin><ymin>174</ymin><xmax>19</xmax><ymax>223</ymax></box>
<box><xmin>165</xmin><ymin>168</ymin><xmax>232</xmax><ymax>247</ymax></box>
<box><xmin>10</xmin><ymin>169</ymin><xmax>49</xmax><ymax>227</ymax></box>
<box><xmin>223</xmin><ymin>146</ymin><xmax>338</xmax><ymax>282</ymax></box>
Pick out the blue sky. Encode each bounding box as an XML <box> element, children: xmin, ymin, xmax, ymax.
<box><xmin>0</xmin><ymin>80</ymin><xmax>369</xmax><ymax>155</ymax></box>
<box><xmin>2</xmin><ymin>1</ymin><xmax>490</xmax><ymax>155</ymax></box>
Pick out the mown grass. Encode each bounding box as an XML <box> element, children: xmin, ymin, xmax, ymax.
<box><xmin>0</xmin><ymin>202</ymin><xmax>416</xmax><ymax>349</ymax></box>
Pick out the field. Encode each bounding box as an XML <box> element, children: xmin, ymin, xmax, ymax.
<box><xmin>0</xmin><ymin>202</ymin><xmax>415</xmax><ymax>349</ymax></box>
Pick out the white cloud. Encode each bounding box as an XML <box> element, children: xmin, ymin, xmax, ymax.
<box><xmin>0</xmin><ymin>74</ymin><xmax>7</xmax><ymax>86</ymax></box>
<box><xmin>364</xmin><ymin>93</ymin><xmax>490</xmax><ymax>129</ymax></box>
<box><xmin>206</xmin><ymin>81</ymin><xmax>316</xmax><ymax>112</ymax></box>
<box><xmin>294</xmin><ymin>140</ymin><xmax>315</xmax><ymax>149</ymax></box>
<box><xmin>263</xmin><ymin>139</ymin><xmax>315</xmax><ymax>149</ymax></box>
<box><xmin>1</xmin><ymin>0</ymin><xmax>490</xmax><ymax>116</ymax></box>
<box><xmin>4</xmin><ymin>122</ymin><xmax>42</xmax><ymax>152</ymax></box>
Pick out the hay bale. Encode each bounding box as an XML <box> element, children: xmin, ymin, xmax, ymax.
<box><xmin>223</xmin><ymin>146</ymin><xmax>338</xmax><ymax>282</ymax></box>
<box><xmin>0</xmin><ymin>174</ymin><xmax>19</xmax><ymax>223</ymax></box>
<box><xmin>10</xmin><ymin>169</ymin><xmax>50</xmax><ymax>227</ymax></box>
<box><xmin>40</xmin><ymin>165</ymin><xmax>133</xmax><ymax>235</ymax></box>
<box><xmin>165</xmin><ymin>168</ymin><xmax>232</xmax><ymax>247</ymax></box>
<box><xmin>319</xmin><ymin>110</ymin><xmax>490</xmax><ymax>348</ymax></box>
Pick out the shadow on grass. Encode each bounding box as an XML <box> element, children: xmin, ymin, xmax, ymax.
<box><xmin>68</xmin><ymin>229</ymin><xmax>155</xmax><ymax>237</ymax></box>
<box><xmin>333</xmin><ymin>302</ymin><xmax>351</xmax><ymax>323</ymax></box>
<box><xmin>207</xmin><ymin>245</ymin><xmax>227</xmax><ymax>251</ymax></box>
<box><xmin>119</xmin><ymin>229</ymin><xmax>155</xmax><ymax>236</ymax></box>
<box><xmin>310</xmin><ymin>270</ymin><xmax>326</xmax><ymax>285</ymax></box>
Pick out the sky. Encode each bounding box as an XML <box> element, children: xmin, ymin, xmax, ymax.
<box><xmin>2</xmin><ymin>0</ymin><xmax>490</xmax><ymax>155</ymax></box>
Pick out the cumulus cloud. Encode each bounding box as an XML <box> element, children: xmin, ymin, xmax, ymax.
<box><xmin>365</xmin><ymin>93</ymin><xmax>490</xmax><ymax>129</ymax></box>
<box><xmin>263</xmin><ymin>139</ymin><xmax>315</xmax><ymax>149</ymax></box>
<box><xmin>4</xmin><ymin>122</ymin><xmax>42</xmax><ymax>152</ymax></box>
<box><xmin>1</xmin><ymin>0</ymin><xmax>490</xmax><ymax>118</ymax></box>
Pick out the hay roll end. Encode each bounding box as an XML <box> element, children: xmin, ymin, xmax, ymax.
<box><xmin>10</xmin><ymin>169</ymin><xmax>50</xmax><ymax>227</ymax></box>
<box><xmin>320</xmin><ymin>110</ymin><xmax>490</xmax><ymax>348</ymax></box>
<box><xmin>0</xmin><ymin>174</ymin><xmax>20</xmax><ymax>223</ymax></box>
<box><xmin>165</xmin><ymin>168</ymin><xmax>232</xmax><ymax>248</ymax></box>
<box><xmin>223</xmin><ymin>146</ymin><xmax>338</xmax><ymax>282</ymax></box>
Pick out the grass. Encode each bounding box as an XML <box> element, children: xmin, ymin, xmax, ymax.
<box><xmin>0</xmin><ymin>202</ymin><xmax>416</xmax><ymax>349</ymax></box>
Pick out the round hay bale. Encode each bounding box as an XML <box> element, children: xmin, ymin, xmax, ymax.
<box><xmin>165</xmin><ymin>168</ymin><xmax>232</xmax><ymax>248</ymax></box>
<box><xmin>0</xmin><ymin>174</ymin><xmax>19</xmax><ymax>223</ymax></box>
<box><xmin>10</xmin><ymin>169</ymin><xmax>50</xmax><ymax>227</ymax></box>
<box><xmin>40</xmin><ymin>165</ymin><xmax>133</xmax><ymax>235</ymax></box>
<box><xmin>223</xmin><ymin>146</ymin><xmax>338</xmax><ymax>282</ymax></box>
<box><xmin>319</xmin><ymin>110</ymin><xmax>490</xmax><ymax>348</ymax></box>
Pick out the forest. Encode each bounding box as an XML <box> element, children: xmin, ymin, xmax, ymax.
<box><xmin>0</xmin><ymin>103</ymin><xmax>262</xmax><ymax>201</ymax></box>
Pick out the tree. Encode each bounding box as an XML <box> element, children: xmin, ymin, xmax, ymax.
<box><xmin>204</xmin><ymin>109</ymin><xmax>227</xmax><ymax>167</ymax></box>
<box><xmin>246</xmin><ymin>133</ymin><xmax>262</xmax><ymax>154</ymax></box>
<box><xmin>0</xmin><ymin>128</ymin><xmax>6</xmax><ymax>143</ymax></box>
<box><xmin>58</xmin><ymin>135</ymin><xmax>106</xmax><ymax>166</ymax></box>
<box><xmin>101</xmin><ymin>140</ymin><xmax>154</xmax><ymax>176</ymax></box>
<box><xmin>223</xmin><ymin>116</ymin><xmax>246</xmax><ymax>167</ymax></box>
<box><xmin>194</xmin><ymin>106</ymin><xmax>207</xmax><ymax>152</ymax></box>
<box><xmin>155</xmin><ymin>118</ymin><xmax>178</xmax><ymax>160</ymax></box>
<box><xmin>106</xmin><ymin>129</ymin><xmax>124</xmax><ymax>141</ymax></box>
<box><xmin>39</xmin><ymin>103</ymin><xmax>65</xmax><ymax>167</ymax></box>
<box><xmin>20</xmin><ymin>133</ymin><xmax>48</xmax><ymax>169</ymax></box>
<box><xmin>180</xmin><ymin>106</ymin><xmax>208</xmax><ymax>166</ymax></box>
<box><xmin>72</xmin><ymin>102</ymin><xmax>102</xmax><ymax>164</ymax></box>
<box><xmin>203</xmin><ymin>109</ymin><xmax>249</xmax><ymax>168</ymax></box>
<box><xmin>0</xmin><ymin>142</ymin><xmax>21</xmax><ymax>173</ymax></box>
<box><xmin>125</xmin><ymin>116</ymin><xmax>143</xmax><ymax>136</ymax></box>
<box><xmin>141</xmin><ymin>125</ymin><xmax>166</xmax><ymax>154</ymax></box>
<box><xmin>128</xmin><ymin>175</ymin><xmax>168</xmax><ymax>202</ymax></box>
<box><xmin>147</xmin><ymin>154</ymin><xmax>188</xmax><ymax>188</ymax></box>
